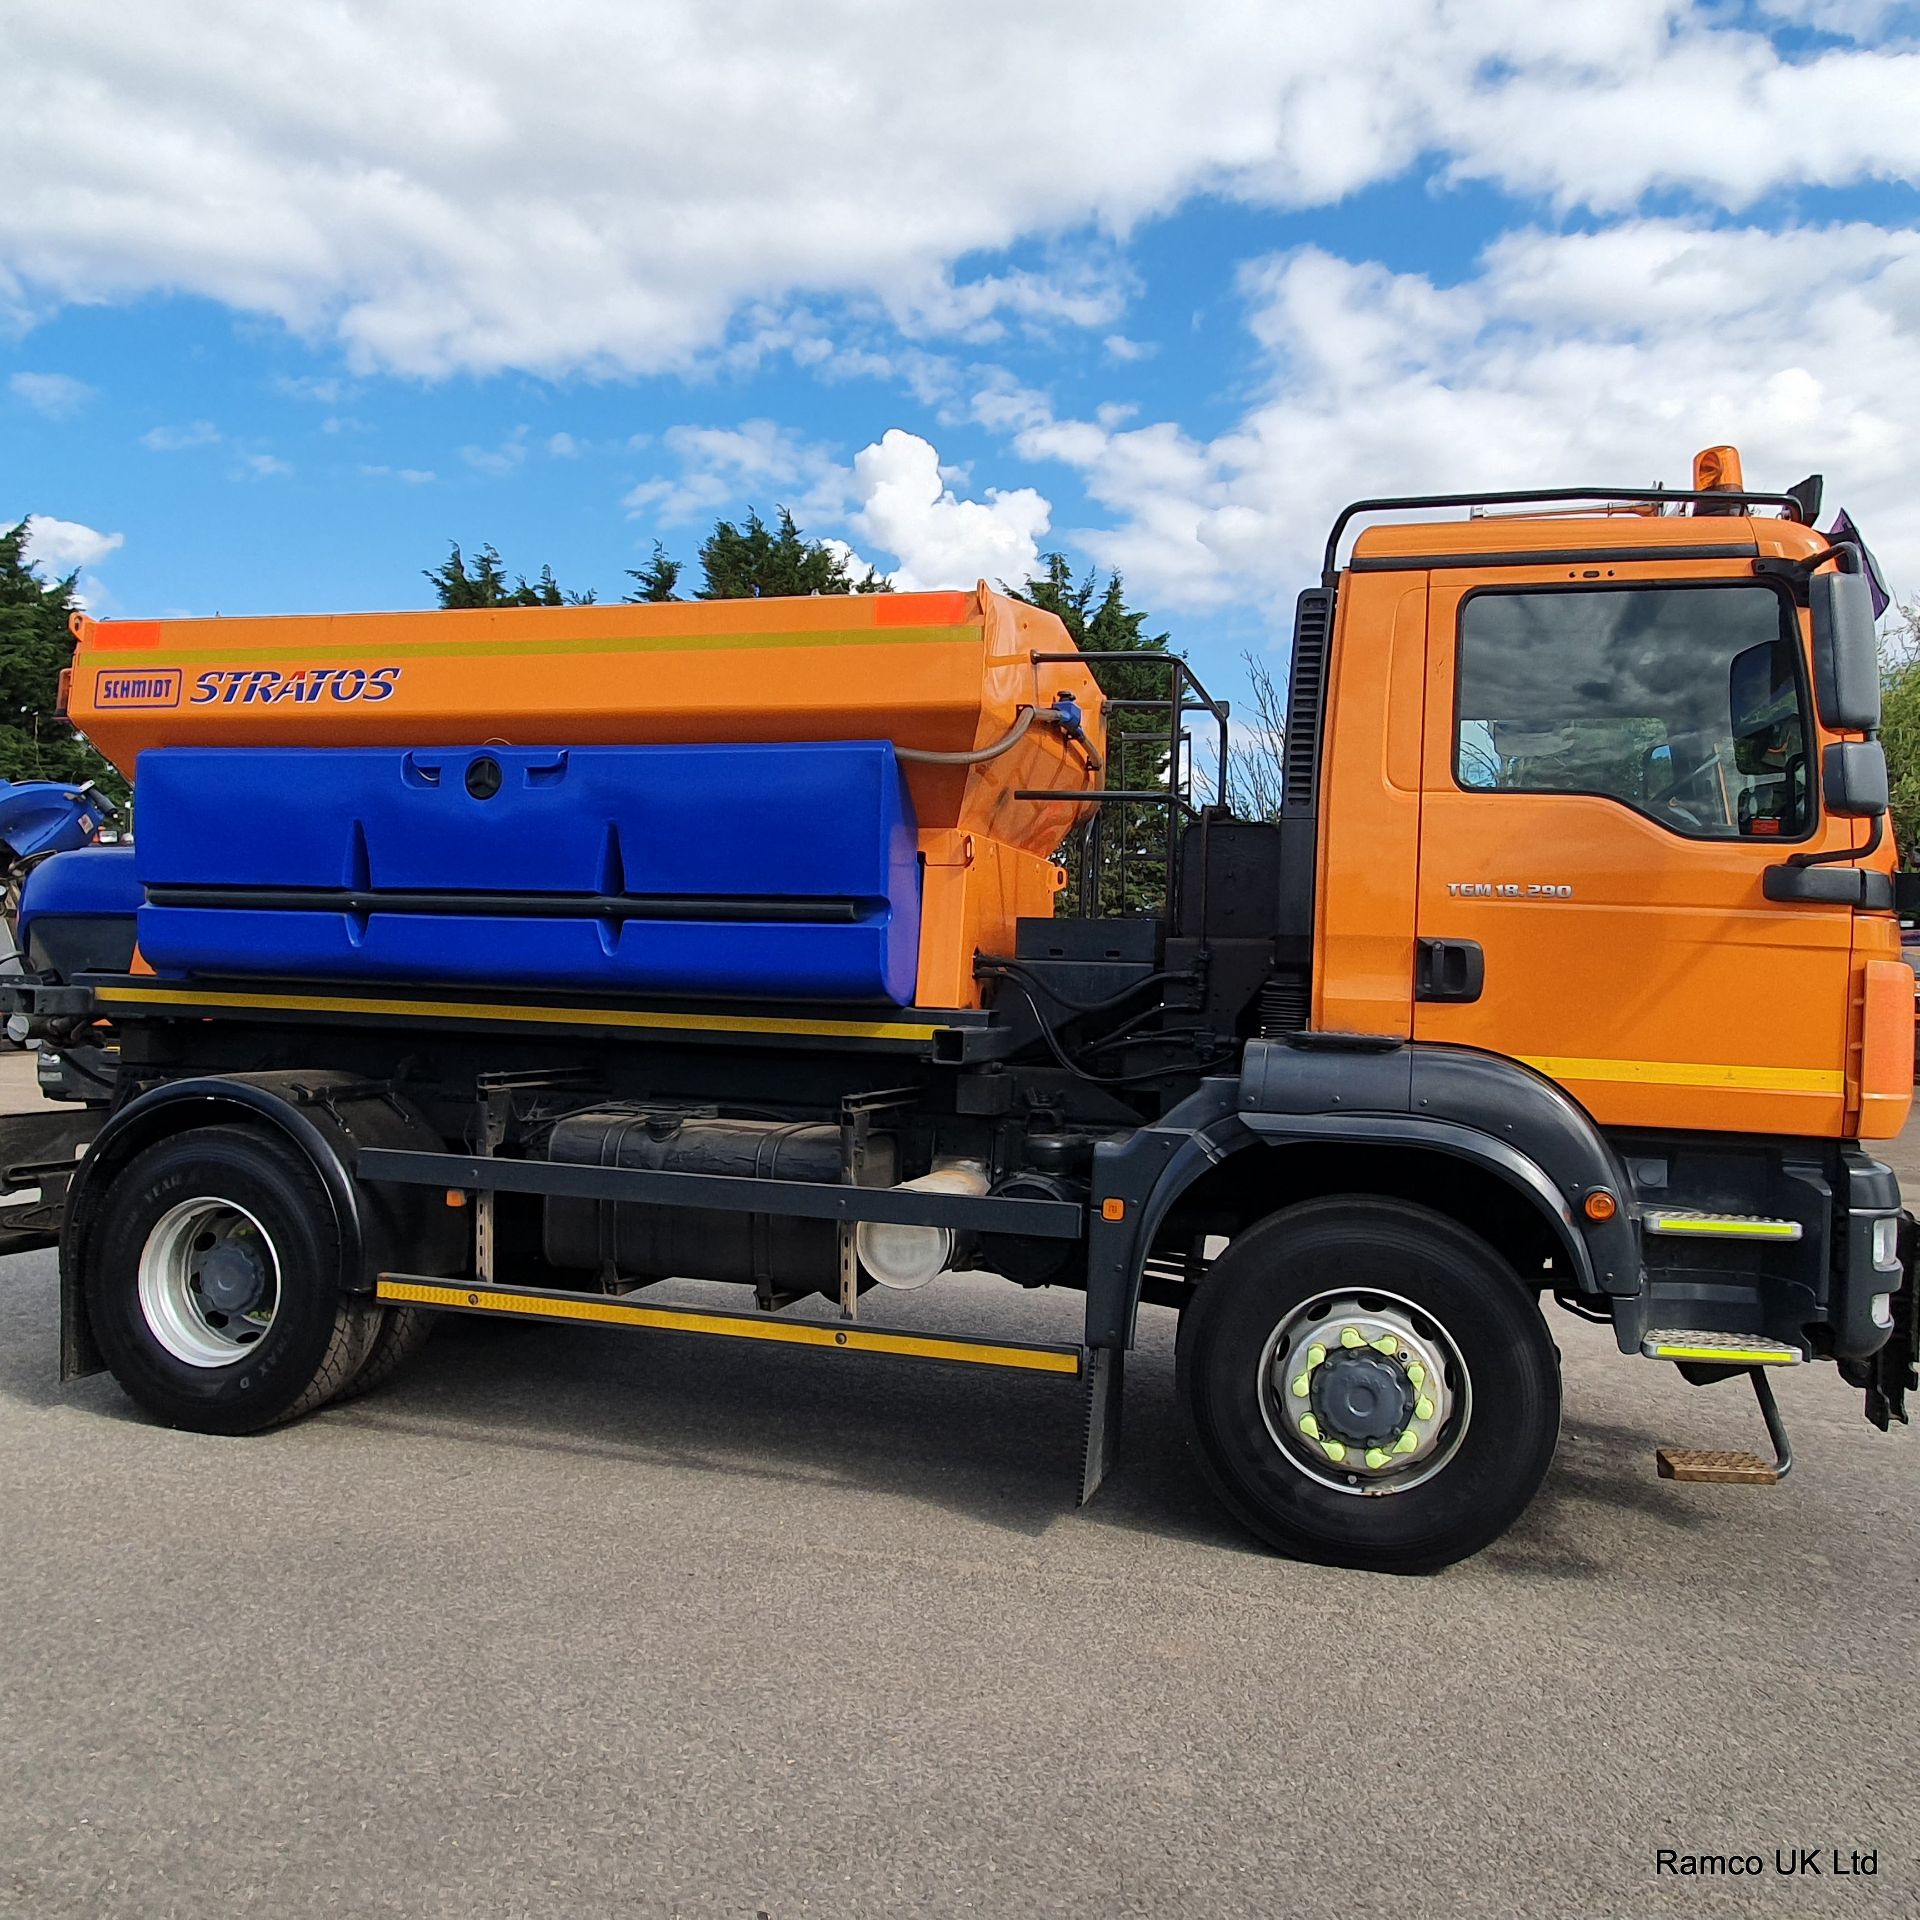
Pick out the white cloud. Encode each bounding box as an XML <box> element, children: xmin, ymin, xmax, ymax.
<box><xmin>461</xmin><ymin>425</ymin><xmax>530</xmax><ymax>476</ymax></box>
<box><xmin>1102</xmin><ymin>334</ymin><xmax>1156</xmax><ymax>364</ymax></box>
<box><xmin>1758</xmin><ymin>0</ymin><xmax>1902</xmax><ymax>38</ymax></box>
<box><xmin>7</xmin><ymin>370</ymin><xmax>93</xmax><ymax>417</ymax></box>
<box><xmin>3</xmin><ymin>3</ymin><xmax>1916</xmax><ymax>377</ymax></box>
<box><xmin>819</xmin><ymin>537</ymin><xmax>887</xmax><ymax>589</ymax></box>
<box><xmin>623</xmin><ymin>419</ymin><xmax>847</xmax><ymax>525</ymax></box>
<box><xmin>140</xmin><ymin>419</ymin><xmax>220</xmax><ymax>451</ymax></box>
<box><xmin>274</xmin><ymin>373</ymin><xmax>343</xmax><ymax>404</ymax></box>
<box><xmin>546</xmin><ymin>431</ymin><xmax>580</xmax><ymax>458</ymax></box>
<box><xmin>993</xmin><ymin>220</ymin><xmax>1920</xmax><ymax>608</ymax></box>
<box><xmin>4</xmin><ymin>514</ymin><xmax>124</xmax><ymax>572</ymax></box>
<box><xmin>849</xmin><ymin>429</ymin><xmax>1051</xmax><ymax>593</ymax></box>
<box><xmin>238</xmin><ymin>451</ymin><xmax>292</xmax><ymax>478</ymax></box>
<box><xmin>620</xmin><ymin>419</ymin><xmax>1052</xmax><ymax>590</ymax></box>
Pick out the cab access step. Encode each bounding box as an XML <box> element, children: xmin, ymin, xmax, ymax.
<box><xmin>1643</xmin><ymin>1335</ymin><xmax>1798</xmax><ymax>1485</ymax></box>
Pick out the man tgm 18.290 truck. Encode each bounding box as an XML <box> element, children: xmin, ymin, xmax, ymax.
<box><xmin>2</xmin><ymin>444</ymin><xmax>1912</xmax><ymax>1572</ymax></box>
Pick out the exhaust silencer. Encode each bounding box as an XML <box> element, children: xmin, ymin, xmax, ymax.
<box><xmin>855</xmin><ymin>1160</ymin><xmax>989</xmax><ymax>1289</ymax></box>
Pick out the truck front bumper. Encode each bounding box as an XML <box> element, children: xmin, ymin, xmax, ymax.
<box><xmin>1846</xmin><ymin>1210</ymin><xmax>1918</xmax><ymax>1431</ymax></box>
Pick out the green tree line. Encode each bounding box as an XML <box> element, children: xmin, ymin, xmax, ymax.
<box><xmin>0</xmin><ymin>521</ymin><xmax>127</xmax><ymax>802</ymax></box>
<box><xmin>425</xmin><ymin>507</ymin><xmax>892</xmax><ymax>606</ymax></box>
<box><xmin>1881</xmin><ymin>603</ymin><xmax>1920</xmax><ymax>859</ymax></box>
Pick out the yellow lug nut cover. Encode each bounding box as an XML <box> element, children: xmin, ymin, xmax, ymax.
<box><xmin>1307</xmin><ymin>1344</ymin><xmax>1327</xmax><ymax>1368</ymax></box>
<box><xmin>1298</xmin><ymin>1414</ymin><xmax>1321</xmax><ymax>1440</ymax></box>
<box><xmin>1407</xmin><ymin>1362</ymin><xmax>1427</xmax><ymax>1387</ymax></box>
<box><xmin>1415</xmin><ymin>1397</ymin><xmax>1435</xmax><ymax>1422</ymax></box>
<box><xmin>1394</xmin><ymin>1429</ymin><xmax>1420</xmax><ymax>1454</ymax></box>
<box><xmin>1340</xmin><ymin>1327</ymin><xmax>1364</xmax><ymax>1349</ymax></box>
<box><xmin>1322</xmin><ymin>1440</ymin><xmax>1347</xmax><ymax>1464</ymax></box>
<box><xmin>1364</xmin><ymin>1447</ymin><xmax>1390</xmax><ymax>1470</ymax></box>
<box><xmin>1371</xmin><ymin>1335</ymin><xmax>1398</xmax><ymax>1355</ymax></box>
<box><xmin>1291</xmin><ymin>1373</ymin><xmax>1311</xmax><ymax>1398</ymax></box>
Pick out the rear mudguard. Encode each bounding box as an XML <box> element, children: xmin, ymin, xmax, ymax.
<box><xmin>59</xmin><ymin>1072</ymin><xmax>463</xmax><ymax>1379</ymax></box>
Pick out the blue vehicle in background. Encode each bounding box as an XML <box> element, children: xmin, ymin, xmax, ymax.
<box><xmin>0</xmin><ymin>777</ymin><xmax>118</xmax><ymax>945</ymax></box>
<box><xmin>0</xmin><ymin>779</ymin><xmax>129</xmax><ymax>1103</ymax></box>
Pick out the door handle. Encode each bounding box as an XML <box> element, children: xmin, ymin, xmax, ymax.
<box><xmin>1416</xmin><ymin>937</ymin><xmax>1484</xmax><ymax>1004</ymax></box>
<box><xmin>1762</xmin><ymin>863</ymin><xmax>1894</xmax><ymax>908</ymax></box>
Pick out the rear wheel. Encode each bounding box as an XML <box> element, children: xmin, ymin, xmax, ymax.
<box><xmin>82</xmin><ymin>1124</ymin><xmax>373</xmax><ymax>1434</ymax></box>
<box><xmin>333</xmin><ymin>1304</ymin><xmax>436</xmax><ymax>1403</ymax></box>
<box><xmin>1177</xmin><ymin>1197</ymin><xmax>1560</xmax><ymax>1573</ymax></box>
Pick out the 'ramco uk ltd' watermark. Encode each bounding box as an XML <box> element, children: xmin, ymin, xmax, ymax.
<box><xmin>1656</xmin><ymin>1848</ymin><xmax>1878</xmax><ymax>1879</ymax></box>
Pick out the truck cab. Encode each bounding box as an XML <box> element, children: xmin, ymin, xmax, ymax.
<box><xmin>1290</xmin><ymin>466</ymin><xmax>1910</xmax><ymax>1360</ymax></box>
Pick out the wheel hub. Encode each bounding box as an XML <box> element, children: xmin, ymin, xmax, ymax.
<box><xmin>137</xmin><ymin>1196</ymin><xmax>283</xmax><ymax>1369</ymax></box>
<box><xmin>1262</xmin><ymin>1296</ymin><xmax>1466</xmax><ymax>1490</ymax></box>
<box><xmin>196</xmin><ymin>1240</ymin><xmax>269</xmax><ymax>1315</ymax></box>
<box><xmin>1309</xmin><ymin>1351</ymin><xmax>1414</xmax><ymax>1447</ymax></box>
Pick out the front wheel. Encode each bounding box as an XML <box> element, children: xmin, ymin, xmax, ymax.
<box><xmin>1177</xmin><ymin>1198</ymin><xmax>1560</xmax><ymax>1573</ymax></box>
<box><xmin>82</xmin><ymin>1124</ymin><xmax>374</xmax><ymax>1435</ymax></box>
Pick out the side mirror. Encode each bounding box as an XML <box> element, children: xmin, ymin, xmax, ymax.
<box><xmin>1822</xmin><ymin>740</ymin><xmax>1888</xmax><ymax>817</ymax></box>
<box><xmin>1810</xmin><ymin>569</ymin><xmax>1881</xmax><ymax>732</ymax></box>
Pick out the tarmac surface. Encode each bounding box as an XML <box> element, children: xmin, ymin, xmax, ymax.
<box><xmin>2</xmin><ymin>1048</ymin><xmax>1917</xmax><ymax>1918</ymax></box>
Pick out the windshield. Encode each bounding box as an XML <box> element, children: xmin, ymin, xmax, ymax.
<box><xmin>1455</xmin><ymin>583</ymin><xmax>1810</xmax><ymax>840</ymax></box>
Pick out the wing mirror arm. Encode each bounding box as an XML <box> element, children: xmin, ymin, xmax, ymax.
<box><xmin>1764</xmin><ymin>815</ymin><xmax>1889</xmax><ymax>906</ymax></box>
<box><xmin>1782</xmin><ymin>813</ymin><xmax>1883</xmax><ymax>871</ymax></box>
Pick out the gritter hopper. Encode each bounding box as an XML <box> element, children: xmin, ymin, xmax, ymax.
<box><xmin>67</xmin><ymin>584</ymin><xmax>1107</xmax><ymax>1008</ymax></box>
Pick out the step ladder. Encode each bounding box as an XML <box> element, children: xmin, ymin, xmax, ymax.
<box><xmin>1647</xmin><ymin>1354</ymin><xmax>1796</xmax><ymax>1485</ymax></box>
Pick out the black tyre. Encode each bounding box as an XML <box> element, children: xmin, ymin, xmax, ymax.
<box><xmin>333</xmin><ymin>1304</ymin><xmax>436</xmax><ymax>1404</ymax></box>
<box><xmin>1177</xmin><ymin>1197</ymin><xmax>1560</xmax><ymax>1574</ymax></box>
<box><xmin>81</xmin><ymin>1124</ymin><xmax>374</xmax><ymax>1435</ymax></box>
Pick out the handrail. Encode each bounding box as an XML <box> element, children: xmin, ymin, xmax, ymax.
<box><xmin>1322</xmin><ymin>486</ymin><xmax>1807</xmax><ymax>587</ymax></box>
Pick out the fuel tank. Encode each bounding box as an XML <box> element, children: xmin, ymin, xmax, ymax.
<box><xmin>69</xmin><ymin>584</ymin><xmax>1106</xmax><ymax>1007</ymax></box>
<box><xmin>541</xmin><ymin>1110</ymin><xmax>872</xmax><ymax>1293</ymax></box>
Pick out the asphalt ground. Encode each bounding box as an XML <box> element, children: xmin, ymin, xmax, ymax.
<box><xmin>2</xmin><ymin>1048</ymin><xmax>1918</xmax><ymax>1919</ymax></box>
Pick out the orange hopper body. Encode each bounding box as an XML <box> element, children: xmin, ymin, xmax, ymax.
<box><xmin>68</xmin><ymin>583</ymin><xmax>1107</xmax><ymax>1008</ymax></box>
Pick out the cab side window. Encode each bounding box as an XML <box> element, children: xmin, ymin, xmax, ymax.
<box><xmin>1455</xmin><ymin>584</ymin><xmax>1811</xmax><ymax>840</ymax></box>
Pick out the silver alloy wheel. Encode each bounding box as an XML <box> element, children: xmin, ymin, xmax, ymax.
<box><xmin>1257</xmin><ymin>1289</ymin><xmax>1472</xmax><ymax>1498</ymax></box>
<box><xmin>136</xmin><ymin>1196</ymin><xmax>282</xmax><ymax>1369</ymax></box>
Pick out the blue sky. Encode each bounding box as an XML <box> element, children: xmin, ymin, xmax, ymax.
<box><xmin>6</xmin><ymin>0</ymin><xmax>1920</xmax><ymax>712</ymax></box>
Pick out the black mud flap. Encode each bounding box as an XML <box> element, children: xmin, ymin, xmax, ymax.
<box><xmin>1862</xmin><ymin>1212</ymin><xmax>1918</xmax><ymax>1433</ymax></box>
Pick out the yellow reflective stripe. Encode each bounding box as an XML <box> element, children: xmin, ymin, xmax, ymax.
<box><xmin>1647</xmin><ymin>1343</ymin><xmax>1800</xmax><ymax>1366</ymax></box>
<box><xmin>1645</xmin><ymin>1215</ymin><xmax>1801</xmax><ymax>1240</ymax></box>
<box><xmin>1520</xmin><ymin>1053</ymin><xmax>1844</xmax><ymax>1096</ymax></box>
<box><xmin>86</xmin><ymin>624</ymin><xmax>977</xmax><ymax>667</ymax></box>
<box><xmin>376</xmin><ymin>1279</ymin><xmax>1083</xmax><ymax>1374</ymax></box>
<box><xmin>94</xmin><ymin>983</ymin><xmax>942</xmax><ymax>1043</ymax></box>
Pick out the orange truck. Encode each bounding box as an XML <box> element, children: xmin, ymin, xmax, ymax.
<box><xmin>0</xmin><ymin>443</ymin><xmax>1910</xmax><ymax>1572</ymax></box>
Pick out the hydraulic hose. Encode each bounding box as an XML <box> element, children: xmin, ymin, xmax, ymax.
<box><xmin>894</xmin><ymin>706</ymin><xmax>1038</xmax><ymax>765</ymax></box>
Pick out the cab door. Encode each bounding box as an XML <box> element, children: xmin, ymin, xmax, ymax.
<box><xmin>1413</xmin><ymin>567</ymin><xmax>1856</xmax><ymax>1137</ymax></box>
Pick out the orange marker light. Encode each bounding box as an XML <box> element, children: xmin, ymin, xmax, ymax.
<box><xmin>1584</xmin><ymin>1190</ymin><xmax>1618</xmax><ymax>1223</ymax></box>
<box><xmin>1692</xmin><ymin>444</ymin><xmax>1744</xmax><ymax>493</ymax></box>
<box><xmin>1101</xmin><ymin>1198</ymin><xmax>1126</xmax><ymax>1222</ymax></box>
